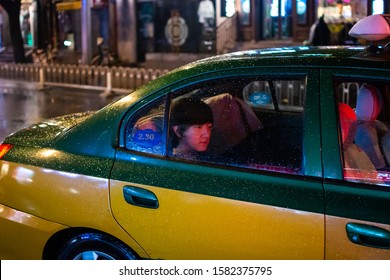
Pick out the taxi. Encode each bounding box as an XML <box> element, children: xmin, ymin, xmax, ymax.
<box><xmin>0</xmin><ymin>14</ymin><xmax>389</xmax><ymax>260</ymax></box>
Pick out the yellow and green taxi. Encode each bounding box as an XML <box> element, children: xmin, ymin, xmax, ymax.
<box><xmin>1</xmin><ymin>15</ymin><xmax>390</xmax><ymax>260</ymax></box>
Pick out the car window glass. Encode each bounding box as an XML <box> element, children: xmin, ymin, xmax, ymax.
<box><xmin>243</xmin><ymin>80</ymin><xmax>305</xmax><ymax>112</ymax></box>
<box><xmin>169</xmin><ymin>77</ymin><xmax>306</xmax><ymax>175</ymax></box>
<box><xmin>125</xmin><ymin>97</ymin><xmax>165</xmax><ymax>155</ymax></box>
<box><xmin>337</xmin><ymin>81</ymin><xmax>390</xmax><ymax>186</ymax></box>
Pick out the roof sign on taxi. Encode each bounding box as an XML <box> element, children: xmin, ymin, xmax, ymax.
<box><xmin>349</xmin><ymin>14</ymin><xmax>390</xmax><ymax>41</ymax></box>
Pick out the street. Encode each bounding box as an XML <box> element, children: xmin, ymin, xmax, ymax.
<box><xmin>0</xmin><ymin>84</ymin><xmax>122</xmax><ymax>142</ymax></box>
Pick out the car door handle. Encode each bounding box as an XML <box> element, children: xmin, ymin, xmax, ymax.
<box><xmin>123</xmin><ymin>186</ymin><xmax>159</xmax><ymax>209</ymax></box>
<box><xmin>346</xmin><ymin>223</ymin><xmax>390</xmax><ymax>249</ymax></box>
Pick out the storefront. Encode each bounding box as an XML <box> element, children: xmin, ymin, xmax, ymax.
<box><xmin>55</xmin><ymin>1</ymin><xmax>109</xmax><ymax>52</ymax></box>
<box><xmin>56</xmin><ymin>1</ymin><xmax>82</xmax><ymax>51</ymax></box>
<box><xmin>2</xmin><ymin>0</ymin><xmax>387</xmax><ymax>63</ymax></box>
<box><xmin>137</xmin><ymin>0</ymin><xmax>217</xmax><ymax>53</ymax></box>
<box><xmin>314</xmin><ymin>0</ymin><xmax>385</xmax><ymax>44</ymax></box>
<box><xmin>21</xmin><ymin>0</ymin><xmax>35</xmax><ymax>47</ymax></box>
<box><xmin>317</xmin><ymin>0</ymin><xmax>384</xmax><ymax>22</ymax></box>
<box><xmin>230</xmin><ymin>0</ymin><xmax>386</xmax><ymax>43</ymax></box>
<box><xmin>222</xmin><ymin>0</ymin><xmax>297</xmax><ymax>41</ymax></box>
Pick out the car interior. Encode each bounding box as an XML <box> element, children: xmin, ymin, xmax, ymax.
<box><xmin>125</xmin><ymin>77</ymin><xmax>305</xmax><ymax>175</ymax></box>
<box><xmin>124</xmin><ymin>75</ymin><xmax>390</xmax><ymax>185</ymax></box>
<box><xmin>337</xmin><ymin>81</ymin><xmax>390</xmax><ymax>185</ymax></box>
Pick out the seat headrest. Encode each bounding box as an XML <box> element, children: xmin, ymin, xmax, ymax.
<box><xmin>204</xmin><ymin>93</ymin><xmax>262</xmax><ymax>154</ymax></box>
<box><xmin>355</xmin><ymin>83</ymin><xmax>382</xmax><ymax>121</ymax></box>
<box><xmin>339</xmin><ymin>103</ymin><xmax>357</xmax><ymax>144</ymax></box>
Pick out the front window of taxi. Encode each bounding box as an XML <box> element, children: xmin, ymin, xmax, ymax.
<box><xmin>336</xmin><ymin>80</ymin><xmax>390</xmax><ymax>186</ymax></box>
<box><xmin>124</xmin><ymin>76</ymin><xmax>306</xmax><ymax>176</ymax></box>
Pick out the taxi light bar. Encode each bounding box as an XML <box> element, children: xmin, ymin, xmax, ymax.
<box><xmin>0</xmin><ymin>143</ymin><xmax>13</xmax><ymax>159</ymax></box>
<box><xmin>349</xmin><ymin>14</ymin><xmax>390</xmax><ymax>41</ymax></box>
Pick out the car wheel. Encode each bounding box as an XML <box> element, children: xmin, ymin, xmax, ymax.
<box><xmin>57</xmin><ymin>232</ymin><xmax>138</xmax><ymax>260</ymax></box>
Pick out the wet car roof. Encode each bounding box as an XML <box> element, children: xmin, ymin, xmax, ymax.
<box><xmin>179</xmin><ymin>46</ymin><xmax>390</xmax><ymax>71</ymax></box>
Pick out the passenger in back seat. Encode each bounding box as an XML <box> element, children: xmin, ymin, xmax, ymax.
<box><xmin>170</xmin><ymin>98</ymin><xmax>214</xmax><ymax>160</ymax></box>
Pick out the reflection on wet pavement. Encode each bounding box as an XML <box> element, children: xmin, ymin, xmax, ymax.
<box><xmin>0</xmin><ymin>86</ymin><xmax>120</xmax><ymax>142</ymax></box>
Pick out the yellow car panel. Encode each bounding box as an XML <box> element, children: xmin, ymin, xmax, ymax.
<box><xmin>0</xmin><ymin>161</ymin><xmax>149</xmax><ymax>259</ymax></box>
<box><xmin>0</xmin><ymin>204</ymin><xmax>68</xmax><ymax>259</ymax></box>
<box><xmin>110</xmin><ymin>180</ymin><xmax>324</xmax><ymax>260</ymax></box>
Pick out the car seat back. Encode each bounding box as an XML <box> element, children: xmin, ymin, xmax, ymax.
<box><xmin>339</xmin><ymin>103</ymin><xmax>379</xmax><ymax>183</ymax></box>
<box><xmin>204</xmin><ymin>93</ymin><xmax>262</xmax><ymax>155</ymax></box>
<box><xmin>354</xmin><ymin>83</ymin><xmax>386</xmax><ymax>169</ymax></box>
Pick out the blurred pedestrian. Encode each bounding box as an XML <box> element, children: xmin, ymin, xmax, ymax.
<box><xmin>312</xmin><ymin>15</ymin><xmax>330</xmax><ymax>46</ymax></box>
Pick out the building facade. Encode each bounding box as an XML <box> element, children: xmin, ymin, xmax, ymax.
<box><xmin>0</xmin><ymin>0</ymin><xmax>388</xmax><ymax>64</ymax></box>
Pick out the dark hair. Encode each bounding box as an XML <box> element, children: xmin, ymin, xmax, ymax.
<box><xmin>171</xmin><ymin>98</ymin><xmax>213</xmax><ymax>126</ymax></box>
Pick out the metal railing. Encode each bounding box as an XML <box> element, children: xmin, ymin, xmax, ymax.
<box><xmin>0</xmin><ymin>63</ymin><xmax>169</xmax><ymax>96</ymax></box>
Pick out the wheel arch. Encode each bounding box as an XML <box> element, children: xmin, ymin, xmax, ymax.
<box><xmin>42</xmin><ymin>227</ymin><xmax>140</xmax><ymax>260</ymax></box>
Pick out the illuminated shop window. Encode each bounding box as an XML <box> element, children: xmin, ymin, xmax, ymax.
<box><xmin>271</xmin><ymin>0</ymin><xmax>286</xmax><ymax>17</ymax></box>
<box><xmin>297</xmin><ymin>0</ymin><xmax>307</xmax><ymax>25</ymax></box>
<box><xmin>240</xmin><ymin>0</ymin><xmax>250</xmax><ymax>25</ymax></box>
<box><xmin>221</xmin><ymin>0</ymin><xmax>236</xmax><ymax>17</ymax></box>
<box><xmin>372</xmin><ymin>0</ymin><xmax>384</xmax><ymax>15</ymax></box>
<box><xmin>317</xmin><ymin>0</ymin><xmax>367</xmax><ymax>22</ymax></box>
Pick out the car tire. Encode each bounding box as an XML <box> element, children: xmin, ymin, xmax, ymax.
<box><xmin>57</xmin><ymin>232</ymin><xmax>138</xmax><ymax>260</ymax></box>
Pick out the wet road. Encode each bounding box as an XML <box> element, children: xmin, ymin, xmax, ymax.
<box><xmin>0</xmin><ymin>86</ymin><xmax>121</xmax><ymax>142</ymax></box>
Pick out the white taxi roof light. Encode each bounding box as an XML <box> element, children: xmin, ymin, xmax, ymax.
<box><xmin>349</xmin><ymin>14</ymin><xmax>390</xmax><ymax>41</ymax></box>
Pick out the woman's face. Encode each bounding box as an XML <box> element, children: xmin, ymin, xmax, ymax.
<box><xmin>175</xmin><ymin>123</ymin><xmax>213</xmax><ymax>152</ymax></box>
